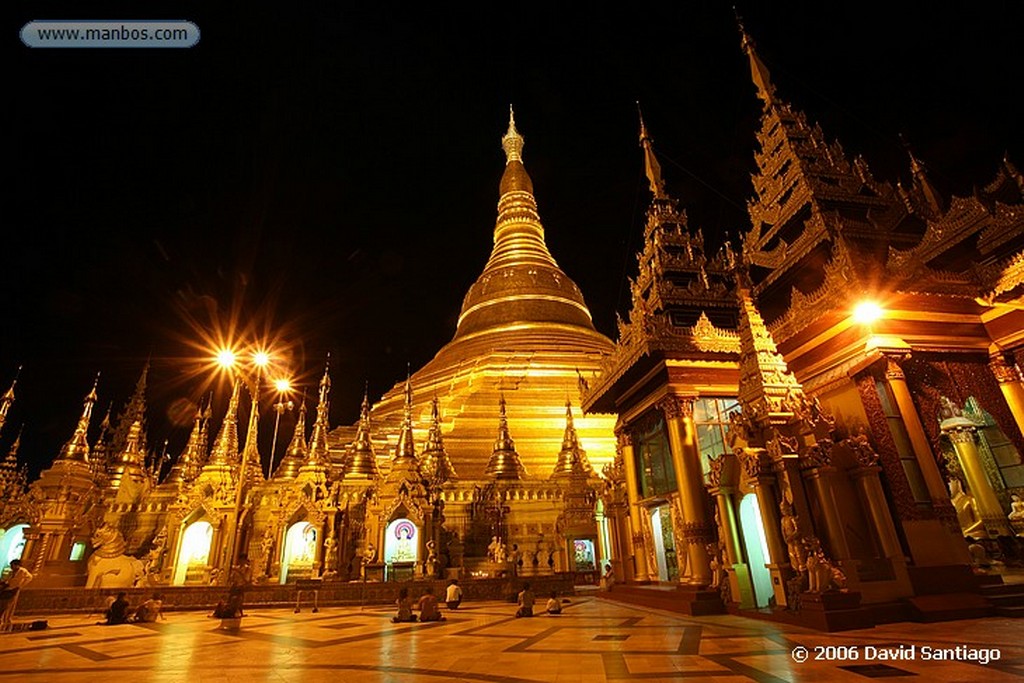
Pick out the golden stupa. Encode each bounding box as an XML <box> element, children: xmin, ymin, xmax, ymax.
<box><xmin>365</xmin><ymin>108</ymin><xmax>616</xmax><ymax>478</ymax></box>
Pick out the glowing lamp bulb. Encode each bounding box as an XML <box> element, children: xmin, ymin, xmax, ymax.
<box><xmin>216</xmin><ymin>348</ymin><xmax>237</xmax><ymax>369</ymax></box>
<box><xmin>252</xmin><ymin>351</ymin><xmax>271</xmax><ymax>367</ymax></box>
<box><xmin>853</xmin><ymin>301</ymin><xmax>883</xmax><ymax>325</ymax></box>
<box><xmin>273</xmin><ymin>378</ymin><xmax>291</xmax><ymax>393</ymax></box>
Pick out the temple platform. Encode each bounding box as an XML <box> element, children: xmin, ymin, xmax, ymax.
<box><xmin>2</xmin><ymin>596</ymin><xmax>1023</xmax><ymax>682</ymax></box>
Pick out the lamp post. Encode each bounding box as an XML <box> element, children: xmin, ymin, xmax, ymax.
<box><xmin>268</xmin><ymin>378</ymin><xmax>294</xmax><ymax>478</ymax></box>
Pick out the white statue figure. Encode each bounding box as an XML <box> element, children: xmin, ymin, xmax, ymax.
<box><xmin>425</xmin><ymin>540</ymin><xmax>438</xmax><ymax>578</ymax></box>
<box><xmin>949</xmin><ymin>479</ymin><xmax>985</xmax><ymax>537</ymax></box>
<box><xmin>487</xmin><ymin>536</ymin><xmax>502</xmax><ymax>563</ymax></box>
<box><xmin>1009</xmin><ymin>494</ymin><xmax>1024</xmax><ymax>521</ymax></box>
<box><xmin>87</xmin><ymin>524</ymin><xmax>146</xmax><ymax>589</ymax></box>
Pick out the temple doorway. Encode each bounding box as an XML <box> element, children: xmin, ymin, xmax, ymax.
<box><xmin>738</xmin><ymin>494</ymin><xmax>773</xmax><ymax>608</ymax></box>
<box><xmin>172</xmin><ymin>520</ymin><xmax>213</xmax><ymax>585</ymax></box>
<box><xmin>280</xmin><ymin>521</ymin><xmax>317</xmax><ymax>584</ymax></box>
<box><xmin>649</xmin><ymin>505</ymin><xmax>678</xmax><ymax>582</ymax></box>
<box><xmin>0</xmin><ymin>524</ymin><xmax>27</xmax><ymax>569</ymax></box>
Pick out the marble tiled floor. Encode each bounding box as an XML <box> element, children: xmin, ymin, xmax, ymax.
<box><xmin>1</xmin><ymin>597</ymin><xmax>1022</xmax><ymax>682</ymax></box>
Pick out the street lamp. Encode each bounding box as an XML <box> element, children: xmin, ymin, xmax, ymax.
<box><xmin>268</xmin><ymin>377</ymin><xmax>294</xmax><ymax>478</ymax></box>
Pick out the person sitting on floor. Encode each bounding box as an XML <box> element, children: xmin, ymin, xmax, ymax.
<box><xmin>132</xmin><ymin>592</ymin><xmax>165</xmax><ymax>623</ymax></box>
<box><xmin>417</xmin><ymin>586</ymin><xmax>446</xmax><ymax>622</ymax></box>
<box><xmin>545</xmin><ymin>591</ymin><xmax>562</xmax><ymax>615</ymax></box>
<box><xmin>392</xmin><ymin>587</ymin><xmax>416</xmax><ymax>623</ymax></box>
<box><xmin>445</xmin><ymin>579</ymin><xmax>463</xmax><ymax>610</ymax></box>
<box><xmin>100</xmin><ymin>592</ymin><xmax>131</xmax><ymax>625</ymax></box>
<box><xmin>515</xmin><ymin>582</ymin><xmax>535</xmax><ymax>618</ymax></box>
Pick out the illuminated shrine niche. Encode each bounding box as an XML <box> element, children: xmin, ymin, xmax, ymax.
<box><xmin>384</xmin><ymin>518</ymin><xmax>418</xmax><ymax>564</ymax></box>
<box><xmin>0</xmin><ymin>524</ymin><xmax>28</xmax><ymax>569</ymax></box>
<box><xmin>172</xmin><ymin>520</ymin><xmax>213</xmax><ymax>585</ymax></box>
<box><xmin>280</xmin><ymin>522</ymin><xmax>317</xmax><ymax>583</ymax></box>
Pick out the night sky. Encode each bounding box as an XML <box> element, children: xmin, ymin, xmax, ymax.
<box><xmin>8</xmin><ymin>2</ymin><xmax>1023</xmax><ymax>478</ymax></box>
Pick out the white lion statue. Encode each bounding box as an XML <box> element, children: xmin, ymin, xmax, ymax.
<box><xmin>86</xmin><ymin>524</ymin><xmax>146</xmax><ymax>588</ymax></box>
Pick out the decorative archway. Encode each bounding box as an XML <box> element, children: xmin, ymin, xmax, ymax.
<box><xmin>0</xmin><ymin>524</ymin><xmax>28</xmax><ymax>568</ymax></box>
<box><xmin>280</xmin><ymin>521</ymin><xmax>317</xmax><ymax>584</ymax></box>
<box><xmin>172</xmin><ymin>520</ymin><xmax>213</xmax><ymax>586</ymax></box>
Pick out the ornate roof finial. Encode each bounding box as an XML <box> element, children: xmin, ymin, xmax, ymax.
<box><xmin>165</xmin><ymin>403</ymin><xmax>206</xmax><ymax>485</ymax></box>
<box><xmin>306</xmin><ymin>360</ymin><xmax>333</xmax><ymax>472</ymax></box>
<box><xmin>274</xmin><ymin>399</ymin><xmax>308</xmax><ymax>480</ymax></box>
<box><xmin>393</xmin><ymin>365</ymin><xmax>418</xmax><ymax>466</ymax></box>
<box><xmin>0</xmin><ymin>366</ymin><xmax>21</xmax><ymax>437</ymax></box>
<box><xmin>346</xmin><ymin>383</ymin><xmax>380</xmax><ymax>478</ymax></box>
<box><xmin>206</xmin><ymin>380</ymin><xmax>241</xmax><ymax>467</ymax></box>
<box><xmin>421</xmin><ymin>396</ymin><xmax>457</xmax><ymax>484</ymax></box>
<box><xmin>735</xmin><ymin>9</ymin><xmax>776</xmax><ymax>107</ymax></box>
<box><xmin>900</xmin><ymin>134</ymin><xmax>944</xmax><ymax>215</ymax></box>
<box><xmin>637</xmin><ymin>103</ymin><xmax>667</xmax><ymax>200</ymax></box>
<box><xmin>502</xmin><ymin>104</ymin><xmax>524</xmax><ymax>164</ymax></box>
<box><xmin>59</xmin><ymin>373</ymin><xmax>100</xmax><ymax>462</ymax></box>
<box><xmin>552</xmin><ymin>400</ymin><xmax>594</xmax><ymax>478</ymax></box>
<box><xmin>486</xmin><ymin>391</ymin><xmax>527</xmax><ymax>479</ymax></box>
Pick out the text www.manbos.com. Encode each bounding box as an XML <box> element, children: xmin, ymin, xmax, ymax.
<box><xmin>21</xmin><ymin>21</ymin><xmax>199</xmax><ymax>48</ymax></box>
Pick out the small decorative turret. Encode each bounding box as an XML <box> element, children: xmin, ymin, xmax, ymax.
<box><xmin>206</xmin><ymin>381</ymin><xmax>241</xmax><ymax>468</ymax></box>
<box><xmin>346</xmin><ymin>385</ymin><xmax>380</xmax><ymax>478</ymax></box>
<box><xmin>737</xmin><ymin>12</ymin><xmax>777</xmax><ymax>108</ymax></box>
<box><xmin>485</xmin><ymin>393</ymin><xmax>527</xmax><ymax>479</ymax></box>
<box><xmin>59</xmin><ymin>374</ymin><xmax>99</xmax><ymax>463</ymax></box>
<box><xmin>302</xmin><ymin>362</ymin><xmax>333</xmax><ymax>476</ymax></box>
<box><xmin>392</xmin><ymin>369</ymin><xmax>419</xmax><ymax>468</ymax></box>
<box><xmin>164</xmin><ymin>403</ymin><xmax>206</xmax><ymax>486</ymax></box>
<box><xmin>638</xmin><ymin>105</ymin><xmax>667</xmax><ymax>200</ymax></box>
<box><xmin>551</xmin><ymin>400</ymin><xmax>593</xmax><ymax>478</ymax></box>
<box><xmin>0</xmin><ymin>426</ymin><xmax>23</xmax><ymax>499</ymax></box>
<box><xmin>239</xmin><ymin>380</ymin><xmax>264</xmax><ymax>484</ymax></box>
<box><xmin>420</xmin><ymin>396</ymin><xmax>457</xmax><ymax>484</ymax></box>
<box><xmin>0</xmin><ymin>367</ymin><xmax>20</xmax><ymax>437</ymax></box>
<box><xmin>274</xmin><ymin>400</ymin><xmax>308</xmax><ymax>479</ymax></box>
<box><xmin>108</xmin><ymin>418</ymin><xmax>148</xmax><ymax>489</ymax></box>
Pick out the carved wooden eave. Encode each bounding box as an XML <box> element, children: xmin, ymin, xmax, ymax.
<box><xmin>978</xmin><ymin>249</ymin><xmax>1024</xmax><ymax>306</ymax></box>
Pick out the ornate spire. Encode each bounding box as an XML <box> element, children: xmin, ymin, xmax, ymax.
<box><xmin>108</xmin><ymin>418</ymin><xmax>148</xmax><ymax>489</ymax></box>
<box><xmin>736</xmin><ymin>12</ymin><xmax>776</xmax><ymax>108</ymax></box>
<box><xmin>421</xmin><ymin>396</ymin><xmax>457</xmax><ymax>484</ymax></box>
<box><xmin>240</xmin><ymin>379</ymin><xmax>265</xmax><ymax>483</ymax></box>
<box><xmin>901</xmin><ymin>137</ymin><xmax>945</xmax><ymax>215</ymax></box>
<box><xmin>165</xmin><ymin>404</ymin><xmax>205</xmax><ymax>485</ymax></box>
<box><xmin>346</xmin><ymin>384</ymin><xmax>380</xmax><ymax>478</ymax></box>
<box><xmin>59</xmin><ymin>374</ymin><xmax>99</xmax><ymax>462</ymax></box>
<box><xmin>0</xmin><ymin>366</ymin><xmax>20</xmax><ymax>437</ymax></box>
<box><xmin>455</xmin><ymin>108</ymin><xmax>598</xmax><ymax>339</ymax></box>
<box><xmin>485</xmin><ymin>392</ymin><xmax>526</xmax><ymax>479</ymax></box>
<box><xmin>275</xmin><ymin>400</ymin><xmax>308</xmax><ymax>479</ymax></box>
<box><xmin>392</xmin><ymin>367</ymin><xmax>418</xmax><ymax>467</ymax></box>
<box><xmin>502</xmin><ymin>105</ymin><xmax>524</xmax><ymax>163</ymax></box>
<box><xmin>638</xmin><ymin>104</ymin><xmax>667</xmax><ymax>200</ymax></box>
<box><xmin>551</xmin><ymin>400</ymin><xmax>594</xmax><ymax>478</ymax></box>
<box><xmin>305</xmin><ymin>362</ymin><xmax>333</xmax><ymax>472</ymax></box>
<box><xmin>0</xmin><ymin>426</ymin><xmax>23</xmax><ymax>499</ymax></box>
<box><xmin>112</xmin><ymin>362</ymin><xmax>149</xmax><ymax>457</ymax></box>
<box><xmin>206</xmin><ymin>381</ymin><xmax>241</xmax><ymax>467</ymax></box>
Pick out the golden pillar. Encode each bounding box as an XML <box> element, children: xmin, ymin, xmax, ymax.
<box><xmin>710</xmin><ymin>482</ymin><xmax>755</xmax><ymax>608</ymax></box>
<box><xmin>849</xmin><ymin>463</ymin><xmax>904</xmax><ymax>559</ymax></box>
<box><xmin>660</xmin><ymin>397</ymin><xmax>713</xmax><ymax>586</ymax></box>
<box><xmin>618</xmin><ymin>432</ymin><xmax>651</xmax><ymax>582</ymax></box>
<box><xmin>884</xmin><ymin>358</ymin><xmax>949</xmax><ymax>503</ymax></box>
<box><xmin>802</xmin><ymin>463</ymin><xmax>851</xmax><ymax>560</ymax></box>
<box><xmin>941</xmin><ymin>420</ymin><xmax>1012</xmax><ymax>537</ymax></box>
<box><xmin>990</xmin><ymin>354</ymin><xmax>1024</xmax><ymax>437</ymax></box>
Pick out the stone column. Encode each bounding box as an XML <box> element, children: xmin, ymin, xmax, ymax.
<box><xmin>848</xmin><ymin>463</ymin><xmax>903</xmax><ymax>560</ymax></box>
<box><xmin>990</xmin><ymin>354</ymin><xmax>1024</xmax><ymax>437</ymax></box>
<box><xmin>618</xmin><ymin>432</ymin><xmax>651</xmax><ymax>582</ymax></box>
<box><xmin>660</xmin><ymin>396</ymin><xmax>713</xmax><ymax>586</ymax></box>
<box><xmin>884</xmin><ymin>358</ymin><xmax>949</xmax><ymax>504</ymax></box>
<box><xmin>942</xmin><ymin>420</ymin><xmax>1012</xmax><ymax>537</ymax></box>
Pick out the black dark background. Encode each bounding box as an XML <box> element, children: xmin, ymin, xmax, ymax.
<box><xmin>7</xmin><ymin>2</ymin><xmax>1023</xmax><ymax>478</ymax></box>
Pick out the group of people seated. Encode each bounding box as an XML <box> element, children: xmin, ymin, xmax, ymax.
<box><xmin>99</xmin><ymin>592</ymin><xmax>164</xmax><ymax>625</ymax></box>
<box><xmin>515</xmin><ymin>582</ymin><xmax>563</xmax><ymax>617</ymax></box>
<box><xmin>392</xmin><ymin>586</ymin><xmax>446</xmax><ymax>622</ymax></box>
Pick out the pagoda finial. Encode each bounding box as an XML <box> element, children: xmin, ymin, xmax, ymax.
<box><xmin>346</xmin><ymin>383</ymin><xmax>380</xmax><ymax>478</ymax></box>
<box><xmin>274</xmin><ymin>399</ymin><xmax>309</xmax><ymax>480</ymax></box>
<box><xmin>486</xmin><ymin>391</ymin><xmax>527</xmax><ymax>479</ymax></box>
<box><xmin>552</xmin><ymin>400</ymin><xmax>593</xmax><ymax>478</ymax></box>
<box><xmin>900</xmin><ymin>134</ymin><xmax>944</xmax><ymax>214</ymax></box>
<box><xmin>421</xmin><ymin>395</ymin><xmax>457</xmax><ymax>484</ymax></box>
<box><xmin>306</xmin><ymin>360</ymin><xmax>332</xmax><ymax>471</ymax></box>
<box><xmin>637</xmin><ymin>103</ymin><xmax>667</xmax><ymax>200</ymax></box>
<box><xmin>0</xmin><ymin>425</ymin><xmax>23</xmax><ymax>498</ymax></box>
<box><xmin>735</xmin><ymin>10</ymin><xmax>776</xmax><ymax>107</ymax></box>
<box><xmin>393</xmin><ymin>365</ymin><xmax>418</xmax><ymax>465</ymax></box>
<box><xmin>502</xmin><ymin>104</ymin><xmax>525</xmax><ymax>164</ymax></box>
<box><xmin>165</xmin><ymin>403</ymin><xmax>205</xmax><ymax>485</ymax></box>
<box><xmin>207</xmin><ymin>380</ymin><xmax>241</xmax><ymax>467</ymax></box>
<box><xmin>0</xmin><ymin>366</ymin><xmax>21</xmax><ymax>436</ymax></box>
<box><xmin>59</xmin><ymin>373</ymin><xmax>100</xmax><ymax>463</ymax></box>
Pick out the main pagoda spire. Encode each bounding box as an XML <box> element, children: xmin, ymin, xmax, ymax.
<box><xmin>454</xmin><ymin>107</ymin><xmax>598</xmax><ymax>338</ymax></box>
<box><xmin>59</xmin><ymin>375</ymin><xmax>99</xmax><ymax>462</ymax></box>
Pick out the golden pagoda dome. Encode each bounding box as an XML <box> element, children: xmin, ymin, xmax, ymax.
<box><xmin>357</xmin><ymin>109</ymin><xmax>616</xmax><ymax>479</ymax></box>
